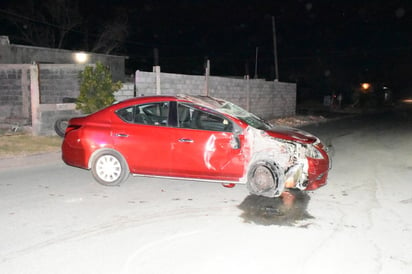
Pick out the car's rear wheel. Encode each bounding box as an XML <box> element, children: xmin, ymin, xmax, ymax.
<box><xmin>91</xmin><ymin>150</ymin><xmax>129</xmax><ymax>186</ymax></box>
<box><xmin>247</xmin><ymin>161</ymin><xmax>284</xmax><ymax>198</ymax></box>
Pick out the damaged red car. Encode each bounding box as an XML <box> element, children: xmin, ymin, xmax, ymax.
<box><xmin>62</xmin><ymin>95</ymin><xmax>331</xmax><ymax>197</ymax></box>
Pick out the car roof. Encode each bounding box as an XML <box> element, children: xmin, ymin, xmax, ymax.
<box><xmin>114</xmin><ymin>95</ymin><xmax>181</xmax><ymax>106</ymax></box>
<box><xmin>112</xmin><ymin>94</ymin><xmax>229</xmax><ymax>110</ymax></box>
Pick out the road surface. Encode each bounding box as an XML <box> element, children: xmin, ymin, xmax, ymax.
<box><xmin>1</xmin><ymin>106</ymin><xmax>411</xmax><ymax>274</ymax></box>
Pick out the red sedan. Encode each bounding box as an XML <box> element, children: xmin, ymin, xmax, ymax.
<box><xmin>62</xmin><ymin>95</ymin><xmax>331</xmax><ymax>197</ymax></box>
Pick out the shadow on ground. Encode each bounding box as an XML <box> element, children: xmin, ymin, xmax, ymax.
<box><xmin>238</xmin><ymin>190</ymin><xmax>313</xmax><ymax>227</ymax></box>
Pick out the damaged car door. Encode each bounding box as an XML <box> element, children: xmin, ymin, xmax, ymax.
<box><xmin>169</xmin><ymin>103</ymin><xmax>245</xmax><ymax>181</ymax></box>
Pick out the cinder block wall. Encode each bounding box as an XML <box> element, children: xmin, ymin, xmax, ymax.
<box><xmin>1</xmin><ymin>42</ymin><xmax>126</xmax><ymax>81</ymax></box>
<box><xmin>39</xmin><ymin>64</ymin><xmax>87</xmax><ymax>104</ymax></box>
<box><xmin>0</xmin><ymin>65</ymin><xmax>296</xmax><ymax>134</ymax></box>
<box><xmin>0</xmin><ymin>64</ymin><xmax>31</xmax><ymax>124</ymax></box>
<box><xmin>37</xmin><ymin>104</ymin><xmax>82</xmax><ymax>136</ymax></box>
<box><xmin>116</xmin><ymin>71</ymin><xmax>296</xmax><ymax>119</ymax></box>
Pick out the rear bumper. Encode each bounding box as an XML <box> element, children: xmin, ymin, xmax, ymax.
<box><xmin>61</xmin><ymin>140</ymin><xmax>89</xmax><ymax>169</ymax></box>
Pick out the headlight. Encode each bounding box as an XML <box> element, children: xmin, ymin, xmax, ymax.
<box><xmin>306</xmin><ymin>145</ymin><xmax>324</xmax><ymax>159</ymax></box>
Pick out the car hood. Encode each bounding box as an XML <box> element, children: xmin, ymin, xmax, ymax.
<box><xmin>264</xmin><ymin>126</ymin><xmax>318</xmax><ymax>144</ymax></box>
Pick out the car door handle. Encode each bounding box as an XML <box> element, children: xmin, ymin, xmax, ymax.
<box><xmin>178</xmin><ymin>138</ymin><xmax>194</xmax><ymax>143</ymax></box>
<box><xmin>115</xmin><ymin>133</ymin><xmax>129</xmax><ymax>137</ymax></box>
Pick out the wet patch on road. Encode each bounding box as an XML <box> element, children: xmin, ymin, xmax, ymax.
<box><xmin>238</xmin><ymin>190</ymin><xmax>313</xmax><ymax>227</ymax></box>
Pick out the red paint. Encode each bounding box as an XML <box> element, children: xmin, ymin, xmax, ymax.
<box><xmin>265</xmin><ymin>128</ymin><xmax>317</xmax><ymax>144</ymax></box>
<box><xmin>305</xmin><ymin>146</ymin><xmax>330</xmax><ymax>190</ymax></box>
<box><xmin>62</xmin><ymin>95</ymin><xmax>331</xmax><ymax>195</ymax></box>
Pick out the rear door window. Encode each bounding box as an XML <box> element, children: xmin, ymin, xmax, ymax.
<box><xmin>116</xmin><ymin>102</ymin><xmax>170</xmax><ymax>126</ymax></box>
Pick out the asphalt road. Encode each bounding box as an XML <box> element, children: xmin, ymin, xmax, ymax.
<box><xmin>1</xmin><ymin>106</ymin><xmax>412</xmax><ymax>274</ymax></box>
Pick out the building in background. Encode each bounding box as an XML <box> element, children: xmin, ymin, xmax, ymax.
<box><xmin>0</xmin><ymin>36</ymin><xmax>127</xmax><ymax>81</ymax></box>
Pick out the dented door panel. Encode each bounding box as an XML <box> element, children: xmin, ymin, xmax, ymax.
<box><xmin>170</xmin><ymin>128</ymin><xmax>245</xmax><ymax>180</ymax></box>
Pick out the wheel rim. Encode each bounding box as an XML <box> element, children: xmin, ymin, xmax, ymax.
<box><xmin>251</xmin><ymin>165</ymin><xmax>274</xmax><ymax>192</ymax></box>
<box><xmin>96</xmin><ymin>155</ymin><xmax>122</xmax><ymax>182</ymax></box>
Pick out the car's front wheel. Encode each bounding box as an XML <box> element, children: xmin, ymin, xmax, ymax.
<box><xmin>91</xmin><ymin>150</ymin><xmax>129</xmax><ymax>186</ymax></box>
<box><xmin>247</xmin><ymin>161</ymin><xmax>284</xmax><ymax>198</ymax></box>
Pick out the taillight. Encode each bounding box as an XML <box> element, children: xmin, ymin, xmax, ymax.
<box><xmin>65</xmin><ymin>125</ymin><xmax>81</xmax><ymax>136</ymax></box>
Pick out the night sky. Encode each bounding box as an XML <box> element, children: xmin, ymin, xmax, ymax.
<box><xmin>1</xmin><ymin>0</ymin><xmax>412</xmax><ymax>99</ymax></box>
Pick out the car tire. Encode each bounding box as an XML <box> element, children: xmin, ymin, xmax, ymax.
<box><xmin>247</xmin><ymin>161</ymin><xmax>284</xmax><ymax>198</ymax></box>
<box><xmin>54</xmin><ymin>118</ymin><xmax>69</xmax><ymax>137</ymax></box>
<box><xmin>91</xmin><ymin>150</ymin><xmax>129</xmax><ymax>186</ymax></box>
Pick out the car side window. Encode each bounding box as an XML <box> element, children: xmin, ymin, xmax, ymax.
<box><xmin>116</xmin><ymin>106</ymin><xmax>134</xmax><ymax>122</ymax></box>
<box><xmin>116</xmin><ymin>102</ymin><xmax>169</xmax><ymax>126</ymax></box>
<box><xmin>177</xmin><ymin>103</ymin><xmax>233</xmax><ymax>132</ymax></box>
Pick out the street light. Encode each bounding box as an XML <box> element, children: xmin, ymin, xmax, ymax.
<box><xmin>73</xmin><ymin>52</ymin><xmax>88</xmax><ymax>64</ymax></box>
<box><xmin>361</xmin><ymin>83</ymin><xmax>371</xmax><ymax>91</ymax></box>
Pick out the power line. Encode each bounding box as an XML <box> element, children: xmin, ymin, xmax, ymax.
<box><xmin>0</xmin><ymin>8</ymin><xmax>153</xmax><ymax>49</ymax></box>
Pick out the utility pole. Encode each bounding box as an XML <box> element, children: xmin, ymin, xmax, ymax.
<box><xmin>254</xmin><ymin>46</ymin><xmax>259</xmax><ymax>79</ymax></box>
<box><xmin>272</xmin><ymin>16</ymin><xmax>279</xmax><ymax>81</ymax></box>
<box><xmin>153</xmin><ymin>48</ymin><xmax>161</xmax><ymax>95</ymax></box>
<box><xmin>153</xmin><ymin>48</ymin><xmax>159</xmax><ymax>66</ymax></box>
<box><xmin>245</xmin><ymin>61</ymin><xmax>249</xmax><ymax>77</ymax></box>
<box><xmin>204</xmin><ymin>59</ymin><xmax>210</xmax><ymax>96</ymax></box>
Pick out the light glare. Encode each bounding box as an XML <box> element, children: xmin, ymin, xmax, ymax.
<box><xmin>74</xmin><ymin>52</ymin><xmax>88</xmax><ymax>63</ymax></box>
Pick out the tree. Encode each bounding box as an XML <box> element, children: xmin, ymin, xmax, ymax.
<box><xmin>5</xmin><ymin>0</ymin><xmax>81</xmax><ymax>48</ymax></box>
<box><xmin>91</xmin><ymin>16</ymin><xmax>129</xmax><ymax>54</ymax></box>
<box><xmin>3</xmin><ymin>0</ymin><xmax>128</xmax><ymax>53</ymax></box>
<box><xmin>76</xmin><ymin>62</ymin><xmax>123</xmax><ymax>114</ymax></box>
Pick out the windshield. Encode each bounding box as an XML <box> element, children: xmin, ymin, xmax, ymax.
<box><xmin>218</xmin><ymin>101</ymin><xmax>272</xmax><ymax>130</ymax></box>
<box><xmin>181</xmin><ymin>95</ymin><xmax>273</xmax><ymax>130</ymax></box>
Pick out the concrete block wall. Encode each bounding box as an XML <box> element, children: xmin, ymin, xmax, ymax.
<box><xmin>117</xmin><ymin>71</ymin><xmax>296</xmax><ymax>119</ymax></box>
<box><xmin>115</xmin><ymin>83</ymin><xmax>135</xmax><ymax>101</ymax></box>
<box><xmin>272</xmin><ymin>81</ymin><xmax>297</xmax><ymax>117</ymax></box>
<box><xmin>37</xmin><ymin>104</ymin><xmax>82</xmax><ymax>136</ymax></box>
<box><xmin>39</xmin><ymin>64</ymin><xmax>87</xmax><ymax>104</ymax></box>
<box><xmin>159</xmin><ymin>73</ymin><xmax>205</xmax><ymax>96</ymax></box>
<box><xmin>134</xmin><ymin>70</ymin><xmax>157</xmax><ymax>96</ymax></box>
<box><xmin>0</xmin><ymin>64</ymin><xmax>31</xmax><ymax>124</ymax></box>
<box><xmin>1</xmin><ymin>40</ymin><xmax>126</xmax><ymax>81</ymax></box>
<box><xmin>1</xmin><ymin>64</ymin><xmax>296</xmax><ymax>135</ymax></box>
<box><xmin>246</xmin><ymin>80</ymin><xmax>297</xmax><ymax>118</ymax></box>
<box><xmin>208</xmin><ymin>76</ymin><xmax>249</xmax><ymax>110</ymax></box>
